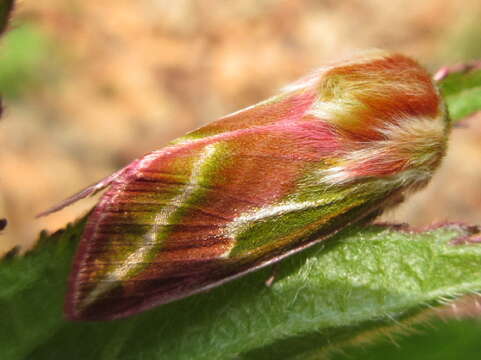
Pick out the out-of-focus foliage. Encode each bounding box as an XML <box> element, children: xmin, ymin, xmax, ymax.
<box><xmin>0</xmin><ymin>23</ymin><xmax>51</xmax><ymax>98</ymax></box>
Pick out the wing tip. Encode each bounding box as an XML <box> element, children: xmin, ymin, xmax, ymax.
<box><xmin>36</xmin><ymin>172</ymin><xmax>122</xmax><ymax>218</ymax></box>
<box><xmin>64</xmin><ymin>295</ymin><xmax>140</xmax><ymax>322</ymax></box>
<box><xmin>36</xmin><ymin>188</ymin><xmax>94</xmax><ymax>218</ymax></box>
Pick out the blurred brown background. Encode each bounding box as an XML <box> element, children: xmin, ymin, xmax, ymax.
<box><xmin>1</xmin><ymin>0</ymin><xmax>481</xmax><ymax>253</ymax></box>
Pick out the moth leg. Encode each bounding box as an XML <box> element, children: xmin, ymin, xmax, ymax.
<box><xmin>265</xmin><ymin>263</ymin><xmax>281</xmax><ymax>287</ymax></box>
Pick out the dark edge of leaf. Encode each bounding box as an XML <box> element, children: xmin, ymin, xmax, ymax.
<box><xmin>0</xmin><ymin>215</ymin><xmax>87</xmax><ymax>260</ymax></box>
<box><xmin>1</xmin><ymin>245</ymin><xmax>19</xmax><ymax>260</ymax></box>
<box><xmin>28</xmin><ymin>216</ymin><xmax>87</xmax><ymax>255</ymax></box>
<box><xmin>0</xmin><ymin>0</ymin><xmax>14</xmax><ymax>36</ymax></box>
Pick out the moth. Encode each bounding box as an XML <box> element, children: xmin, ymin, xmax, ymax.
<box><xmin>41</xmin><ymin>50</ymin><xmax>449</xmax><ymax>321</ymax></box>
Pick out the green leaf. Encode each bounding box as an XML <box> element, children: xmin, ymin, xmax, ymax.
<box><xmin>0</xmin><ymin>23</ymin><xmax>52</xmax><ymax>98</ymax></box>
<box><xmin>438</xmin><ymin>65</ymin><xmax>481</xmax><ymax>122</ymax></box>
<box><xmin>332</xmin><ymin>317</ymin><xmax>481</xmax><ymax>360</ymax></box>
<box><xmin>2</xmin><ymin>220</ymin><xmax>481</xmax><ymax>359</ymax></box>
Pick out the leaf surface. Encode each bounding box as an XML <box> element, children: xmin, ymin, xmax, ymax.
<box><xmin>332</xmin><ymin>317</ymin><xmax>481</xmax><ymax>360</ymax></box>
<box><xmin>438</xmin><ymin>64</ymin><xmax>481</xmax><ymax>122</ymax></box>
<box><xmin>2</xmin><ymin>220</ymin><xmax>481</xmax><ymax>359</ymax></box>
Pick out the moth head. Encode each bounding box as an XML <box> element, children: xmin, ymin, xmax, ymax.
<box><xmin>295</xmin><ymin>50</ymin><xmax>450</xmax><ymax>188</ymax></box>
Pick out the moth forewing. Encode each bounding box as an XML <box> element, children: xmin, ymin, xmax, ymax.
<box><xmin>41</xmin><ymin>50</ymin><xmax>449</xmax><ymax>320</ymax></box>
